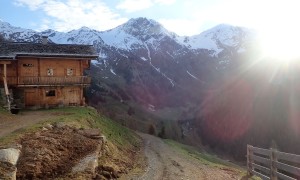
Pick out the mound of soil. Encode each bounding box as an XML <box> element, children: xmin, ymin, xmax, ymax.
<box><xmin>16</xmin><ymin>125</ymin><xmax>102</xmax><ymax>179</ymax></box>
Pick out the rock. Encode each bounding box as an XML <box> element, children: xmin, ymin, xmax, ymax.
<box><xmin>44</xmin><ymin>124</ymin><xmax>53</xmax><ymax>130</ymax></box>
<box><xmin>101</xmin><ymin>171</ymin><xmax>112</xmax><ymax>179</ymax></box>
<box><xmin>0</xmin><ymin>162</ymin><xmax>17</xmax><ymax>180</ymax></box>
<box><xmin>99</xmin><ymin>135</ymin><xmax>107</xmax><ymax>143</ymax></box>
<box><xmin>72</xmin><ymin>151</ymin><xmax>99</xmax><ymax>174</ymax></box>
<box><xmin>0</xmin><ymin>148</ymin><xmax>21</xmax><ymax>166</ymax></box>
<box><xmin>78</xmin><ymin>129</ymin><xmax>101</xmax><ymax>139</ymax></box>
<box><xmin>5</xmin><ymin>168</ymin><xmax>17</xmax><ymax>180</ymax></box>
<box><xmin>42</xmin><ymin>127</ymin><xmax>48</xmax><ymax>131</ymax></box>
<box><xmin>99</xmin><ymin>165</ymin><xmax>119</xmax><ymax>178</ymax></box>
<box><xmin>94</xmin><ymin>174</ymin><xmax>106</xmax><ymax>180</ymax></box>
<box><xmin>54</xmin><ymin>122</ymin><xmax>66</xmax><ymax>128</ymax></box>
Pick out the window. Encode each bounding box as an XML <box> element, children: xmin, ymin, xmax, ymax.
<box><xmin>67</xmin><ymin>68</ymin><xmax>74</xmax><ymax>76</ymax></box>
<box><xmin>45</xmin><ymin>90</ymin><xmax>56</xmax><ymax>97</ymax></box>
<box><xmin>47</xmin><ymin>68</ymin><xmax>54</xmax><ymax>76</ymax></box>
<box><xmin>23</xmin><ymin>64</ymin><xmax>34</xmax><ymax>67</ymax></box>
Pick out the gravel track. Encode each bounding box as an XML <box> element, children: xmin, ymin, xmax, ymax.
<box><xmin>133</xmin><ymin>133</ymin><xmax>241</xmax><ymax>180</ymax></box>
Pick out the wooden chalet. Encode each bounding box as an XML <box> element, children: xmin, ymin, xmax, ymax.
<box><xmin>0</xmin><ymin>38</ymin><xmax>98</xmax><ymax>110</ymax></box>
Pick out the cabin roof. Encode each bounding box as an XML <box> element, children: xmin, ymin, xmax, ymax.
<box><xmin>0</xmin><ymin>42</ymin><xmax>98</xmax><ymax>60</ymax></box>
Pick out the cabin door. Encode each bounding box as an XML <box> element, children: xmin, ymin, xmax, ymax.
<box><xmin>65</xmin><ymin>88</ymin><xmax>80</xmax><ymax>106</ymax></box>
<box><xmin>24</xmin><ymin>89</ymin><xmax>39</xmax><ymax>107</ymax></box>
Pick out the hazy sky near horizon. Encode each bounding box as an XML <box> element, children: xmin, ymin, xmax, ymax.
<box><xmin>0</xmin><ymin>0</ymin><xmax>299</xmax><ymax>36</ymax></box>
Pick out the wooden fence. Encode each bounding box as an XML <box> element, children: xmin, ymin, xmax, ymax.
<box><xmin>247</xmin><ymin>145</ymin><xmax>300</xmax><ymax>180</ymax></box>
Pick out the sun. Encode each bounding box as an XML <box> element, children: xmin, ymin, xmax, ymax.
<box><xmin>258</xmin><ymin>26</ymin><xmax>300</xmax><ymax>63</ymax></box>
<box><xmin>233</xmin><ymin>0</ymin><xmax>300</xmax><ymax>63</ymax></box>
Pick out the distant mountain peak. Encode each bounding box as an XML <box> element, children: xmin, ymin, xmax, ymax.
<box><xmin>79</xmin><ymin>26</ymin><xmax>92</xmax><ymax>31</ymax></box>
<box><xmin>127</xmin><ymin>17</ymin><xmax>161</xmax><ymax>26</ymax></box>
<box><xmin>119</xmin><ymin>17</ymin><xmax>174</xmax><ymax>38</ymax></box>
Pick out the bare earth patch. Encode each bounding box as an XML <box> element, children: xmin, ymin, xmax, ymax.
<box><xmin>16</xmin><ymin>125</ymin><xmax>102</xmax><ymax>179</ymax></box>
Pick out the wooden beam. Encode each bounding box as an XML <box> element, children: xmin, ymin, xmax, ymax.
<box><xmin>253</xmin><ymin>163</ymin><xmax>271</xmax><ymax>175</ymax></box>
<box><xmin>3</xmin><ymin>80</ymin><xmax>9</xmax><ymax>96</ymax></box>
<box><xmin>4</xmin><ymin>63</ymin><xmax>6</xmax><ymax>78</ymax></box>
<box><xmin>38</xmin><ymin>58</ymin><xmax>41</xmax><ymax>76</ymax></box>
<box><xmin>253</xmin><ymin>155</ymin><xmax>271</xmax><ymax>166</ymax></box>
<box><xmin>275</xmin><ymin>161</ymin><xmax>300</xmax><ymax>177</ymax></box>
<box><xmin>2</xmin><ymin>64</ymin><xmax>11</xmax><ymax>111</ymax></box>
<box><xmin>247</xmin><ymin>145</ymin><xmax>254</xmax><ymax>176</ymax></box>
<box><xmin>252</xmin><ymin>146</ymin><xmax>271</xmax><ymax>156</ymax></box>
<box><xmin>276</xmin><ymin>172</ymin><xmax>297</xmax><ymax>180</ymax></box>
<box><xmin>79</xmin><ymin>59</ymin><xmax>82</xmax><ymax>75</ymax></box>
<box><xmin>0</xmin><ymin>61</ymin><xmax>12</xmax><ymax>64</ymax></box>
<box><xmin>252</xmin><ymin>170</ymin><xmax>270</xmax><ymax>180</ymax></box>
<box><xmin>3</xmin><ymin>64</ymin><xmax>9</xmax><ymax>95</ymax></box>
<box><xmin>270</xmin><ymin>148</ymin><xmax>278</xmax><ymax>180</ymax></box>
<box><xmin>277</xmin><ymin>151</ymin><xmax>300</xmax><ymax>164</ymax></box>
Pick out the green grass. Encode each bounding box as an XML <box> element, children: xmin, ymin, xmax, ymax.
<box><xmin>164</xmin><ymin>139</ymin><xmax>262</xmax><ymax>179</ymax></box>
<box><xmin>164</xmin><ymin>139</ymin><xmax>234</xmax><ymax>167</ymax></box>
<box><xmin>0</xmin><ymin>106</ymin><xmax>9</xmax><ymax>113</ymax></box>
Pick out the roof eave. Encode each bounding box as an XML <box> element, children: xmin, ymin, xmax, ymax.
<box><xmin>15</xmin><ymin>53</ymin><xmax>99</xmax><ymax>59</ymax></box>
<box><xmin>0</xmin><ymin>56</ymin><xmax>15</xmax><ymax>60</ymax></box>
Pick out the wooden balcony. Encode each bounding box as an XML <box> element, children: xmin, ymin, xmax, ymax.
<box><xmin>3</xmin><ymin>76</ymin><xmax>91</xmax><ymax>87</ymax></box>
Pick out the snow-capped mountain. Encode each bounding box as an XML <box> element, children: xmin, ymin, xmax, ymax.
<box><xmin>0</xmin><ymin>17</ymin><xmax>257</xmax><ymax>107</ymax></box>
<box><xmin>178</xmin><ymin>24</ymin><xmax>255</xmax><ymax>55</ymax></box>
<box><xmin>0</xmin><ymin>20</ymin><xmax>43</xmax><ymax>42</ymax></box>
<box><xmin>0</xmin><ymin>18</ymin><xmax>255</xmax><ymax>55</ymax></box>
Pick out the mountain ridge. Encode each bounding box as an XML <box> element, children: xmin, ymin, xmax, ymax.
<box><xmin>0</xmin><ymin>17</ymin><xmax>257</xmax><ymax>108</ymax></box>
<box><xmin>0</xmin><ymin>17</ymin><xmax>255</xmax><ymax>55</ymax></box>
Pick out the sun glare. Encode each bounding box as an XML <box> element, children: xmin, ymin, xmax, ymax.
<box><xmin>260</xmin><ymin>30</ymin><xmax>300</xmax><ymax>62</ymax></box>
<box><xmin>253</xmin><ymin>0</ymin><xmax>300</xmax><ymax>63</ymax></box>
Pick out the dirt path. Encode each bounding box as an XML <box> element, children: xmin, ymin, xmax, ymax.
<box><xmin>0</xmin><ymin>111</ymin><xmax>55</xmax><ymax>138</ymax></box>
<box><xmin>128</xmin><ymin>133</ymin><xmax>241</xmax><ymax>180</ymax></box>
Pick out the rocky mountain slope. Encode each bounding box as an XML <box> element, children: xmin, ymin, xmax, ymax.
<box><xmin>1</xmin><ymin>18</ymin><xmax>257</xmax><ymax>108</ymax></box>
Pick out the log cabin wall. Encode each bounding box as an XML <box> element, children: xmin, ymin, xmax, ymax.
<box><xmin>39</xmin><ymin>58</ymin><xmax>81</xmax><ymax>76</ymax></box>
<box><xmin>22</xmin><ymin>86</ymin><xmax>83</xmax><ymax>108</ymax></box>
<box><xmin>18</xmin><ymin>59</ymin><xmax>38</xmax><ymax>77</ymax></box>
<box><xmin>18</xmin><ymin>58</ymin><xmax>89</xmax><ymax>77</ymax></box>
<box><xmin>0</xmin><ymin>42</ymin><xmax>97</xmax><ymax>109</ymax></box>
<box><xmin>1</xmin><ymin>58</ymin><xmax>89</xmax><ymax>108</ymax></box>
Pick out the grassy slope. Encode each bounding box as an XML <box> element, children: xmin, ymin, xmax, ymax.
<box><xmin>0</xmin><ymin>106</ymin><xmax>140</xmax><ymax>147</ymax></box>
<box><xmin>0</xmin><ymin>106</ymin><xmax>144</xmax><ymax>175</ymax></box>
<box><xmin>165</xmin><ymin>139</ymin><xmax>260</xmax><ymax>180</ymax></box>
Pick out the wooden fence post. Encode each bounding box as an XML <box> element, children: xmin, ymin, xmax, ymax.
<box><xmin>247</xmin><ymin>145</ymin><xmax>253</xmax><ymax>176</ymax></box>
<box><xmin>270</xmin><ymin>148</ymin><xmax>278</xmax><ymax>180</ymax></box>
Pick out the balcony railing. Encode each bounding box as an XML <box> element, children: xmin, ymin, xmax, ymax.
<box><xmin>2</xmin><ymin>76</ymin><xmax>91</xmax><ymax>86</ymax></box>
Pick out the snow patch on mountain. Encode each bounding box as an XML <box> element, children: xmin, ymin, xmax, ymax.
<box><xmin>110</xmin><ymin>68</ymin><xmax>117</xmax><ymax>75</ymax></box>
<box><xmin>177</xmin><ymin>24</ymin><xmax>254</xmax><ymax>55</ymax></box>
<box><xmin>187</xmin><ymin>71</ymin><xmax>198</xmax><ymax>80</ymax></box>
<box><xmin>141</xmin><ymin>57</ymin><xmax>148</xmax><ymax>61</ymax></box>
<box><xmin>100</xmin><ymin>28</ymin><xmax>140</xmax><ymax>49</ymax></box>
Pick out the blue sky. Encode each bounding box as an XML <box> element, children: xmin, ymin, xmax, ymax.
<box><xmin>0</xmin><ymin>0</ymin><xmax>300</xmax><ymax>37</ymax></box>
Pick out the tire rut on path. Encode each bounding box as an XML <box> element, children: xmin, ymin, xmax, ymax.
<box><xmin>135</xmin><ymin>132</ymin><xmax>241</xmax><ymax>180</ymax></box>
